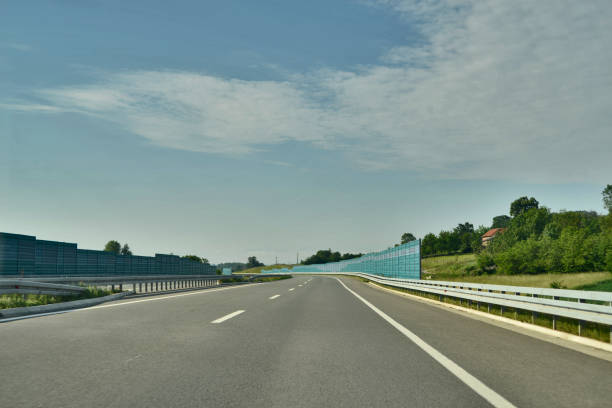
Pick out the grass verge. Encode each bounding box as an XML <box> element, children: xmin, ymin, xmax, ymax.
<box><xmin>221</xmin><ymin>275</ymin><xmax>292</xmax><ymax>283</ymax></box>
<box><xmin>235</xmin><ymin>264</ymin><xmax>295</xmax><ymax>274</ymax></box>
<box><xmin>422</xmin><ymin>254</ymin><xmax>612</xmax><ymax>290</ymax></box>
<box><xmin>0</xmin><ymin>286</ymin><xmax>118</xmax><ymax>310</ymax></box>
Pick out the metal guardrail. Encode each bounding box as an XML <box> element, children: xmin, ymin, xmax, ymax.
<box><xmin>286</xmin><ymin>272</ymin><xmax>612</xmax><ymax>342</ymax></box>
<box><xmin>0</xmin><ymin>274</ymin><xmax>288</xmax><ymax>296</ymax></box>
<box><xmin>0</xmin><ymin>280</ymin><xmax>88</xmax><ymax>296</ymax></box>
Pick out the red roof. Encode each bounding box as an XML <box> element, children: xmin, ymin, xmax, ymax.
<box><xmin>482</xmin><ymin>228</ymin><xmax>506</xmax><ymax>238</ymax></box>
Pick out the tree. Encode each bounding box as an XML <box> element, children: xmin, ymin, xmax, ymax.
<box><xmin>246</xmin><ymin>256</ymin><xmax>264</xmax><ymax>268</ymax></box>
<box><xmin>120</xmin><ymin>243</ymin><xmax>132</xmax><ymax>255</ymax></box>
<box><xmin>421</xmin><ymin>233</ymin><xmax>438</xmax><ymax>256</ymax></box>
<box><xmin>454</xmin><ymin>223</ymin><xmax>475</xmax><ymax>253</ymax></box>
<box><xmin>104</xmin><ymin>240</ymin><xmax>121</xmax><ymax>254</ymax></box>
<box><xmin>183</xmin><ymin>255</ymin><xmax>202</xmax><ymax>263</ymax></box>
<box><xmin>182</xmin><ymin>255</ymin><xmax>210</xmax><ymax>264</ymax></box>
<box><xmin>341</xmin><ymin>252</ymin><xmax>362</xmax><ymax>260</ymax></box>
<box><xmin>492</xmin><ymin>215</ymin><xmax>511</xmax><ymax>228</ymax></box>
<box><xmin>401</xmin><ymin>232</ymin><xmax>417</xmax><ymax>244</ymax></box>
<box><xmin>603</xmin><ymin>184</ymin><xmax>612</xmax><ymax>213</ymax></box>
<box><xmin>510</xmin><ymin>196</ymin><xmax>539</xmax><ymax>217</ymax></box>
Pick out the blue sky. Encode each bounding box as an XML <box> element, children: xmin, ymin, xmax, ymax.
<box><xmin>1</xmin><ymin>0</ymin><xmax>611</xmax><ymax>264</ymax></box>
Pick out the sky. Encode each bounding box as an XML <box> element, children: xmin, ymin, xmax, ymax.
<box><xmin>1</xmin><ymin>0</ymin><xmax>611</xmax><ymax>265</ymax></box>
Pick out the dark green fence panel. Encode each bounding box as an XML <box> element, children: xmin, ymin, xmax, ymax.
<box><xmin>0</xmin><ymin>232</ymin><xmax>215</xmax><ymax>277</ymax></box>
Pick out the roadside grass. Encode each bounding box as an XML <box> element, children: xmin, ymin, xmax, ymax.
<box><xmin>235</xmin><ymin>264</ymin><xmax>295</xmax><ymax>274</ymax></box>
<box><xmin>436</xmin><ymin>271</ymin><xmax>612</xmax><ymax>290</ymax></box>
<box><xmin>422</xmin><ymin>254</ymin><xmax>611</xmax><ymax>290</ymax></box>
<box><xmin>422</xmin><ymin>254</ymin><xmax>478</xmax><ymax>278</ymax></box>
<box><xmin>574</xmin><ymin>279</ymin><xmax>612</xmax><ymax>292</ymax></box>
<box><xmin>252</xmin><ymin>276</ymin><xmax>291</xmax><ymax>283</ymax></box>
<box><xmin>221</xmin><ymin>275</ymin><xmax>292</xmax><ymax>284</ymax></box>
<box><xmin>0</xmin><ymin>286</ymin><xmax>117</xmax><ymax>310</ymax></box>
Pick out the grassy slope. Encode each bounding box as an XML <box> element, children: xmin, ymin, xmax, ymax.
<box><xmin>574</xmin><ymin>279</ymin><xmax>612</xmax><ymax>292</ymax></box>
<box><xmin>422</xmin><ymin>253</ymin><xmax>611</xmax><ymax>290</ymax></box>
<box><xmin>234</xmin><ymin>264</ymin><xmax>295</xmax><ymax>274</ymax></box>
<box><xmin>0</xmin><ymin>286</ymin><xmax>117</xmax><ymax>309</ymax></box>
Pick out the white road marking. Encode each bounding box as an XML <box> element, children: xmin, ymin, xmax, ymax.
<box><xmin>211</xmin><ymin>310</ymin><xmax>245</xmax><ymax>324</ymax></box>
<box><xmin>124</xmin><ymin>354</ymin><xmax>142</xmax><ymax>364</ymax></box>
<box><xmin>289</xmin><ymin>288</ymin><xmax>295</xmax><ymax>291</ymax></box>
<box><xmin>298</xmin><ymin>284</ymin><xmax>303</xmax><ymax>287</ymax></box>
<box><xmin>335</xmin><ymin>278</ymin><xmax>516</xmax><ymax>408</ymax></box>
<box><xmin>269</xmin><ymin>295</ymin><xmax>280</xmax><ymax>300</ymax></box>
<box><xmin>0</xmin><ymin>310</ymin><xmax>69</xmax><ymax>323</ymax></box>
<box><xmin>0</xmin><ymin>284</ymin><xmax>253</xmax><ymax>323</ymax></box>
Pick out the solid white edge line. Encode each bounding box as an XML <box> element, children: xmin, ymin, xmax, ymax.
<box><xmin>335</xmin><ymin>278</ymin><xmax>516</xmax><ymax>408</ymax></box>
<box><xmin>269</xmin><ymin>295</ymin><xmax>280</xmax><ymax>300</ymax></box>
<box><xmin>1</xmin><ymin>283</ymin><xmax>254</xmax><ymax>323</ymax></box>
<box><xmin>211</xmin><ymin>310</ymin><xmax>245</xmax><ymax>324</ymax></box>
<box><xmin>0</xmin><ymin>310</ymin><xmax>69</xmax><ymax>323</ymax></box>
<box><xmin>83</xmin><ymin>284</ymin><xmax>249</xmax><ymax>311</ymax></box>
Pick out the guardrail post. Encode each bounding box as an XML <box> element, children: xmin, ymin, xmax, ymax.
<box><xmin>578</xmin><ymin>298</ymin><xmax>585</xmax><ymax>336</ymax></box>
<box><xmin>552</xmin><ymin>296</ymin><xmax>559</xmax><ymax>330</ymax></box>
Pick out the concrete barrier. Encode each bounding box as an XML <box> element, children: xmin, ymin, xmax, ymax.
<box><xmin>0</xmin><ymin>291</ymin><xmax>130</xmax><ymax>319</ymax></box>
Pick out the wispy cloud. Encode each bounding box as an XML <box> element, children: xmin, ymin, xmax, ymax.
<box><xmin>263</xmin><ymin>160</ymin><xmax>293</xmax><ymax>167</ymax></box>
<box><xmin>3</xmin><ymin>0</ymin><xmax>612</xmax><ymax>182</ymax></box>
<box><xmin>1</xmin><ymin>42</ymin><xmax>32</xmax><ymax>52</ymax></box>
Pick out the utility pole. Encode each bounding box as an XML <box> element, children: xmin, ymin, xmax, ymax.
<box><xmin>296</xmin><ymin>252</ymin><xmax>299</xmax><ymax>264</ymax></box>
<box><xmin>275</xmin><ymin>256</ymin><xmax>278</xmax><ymax>265</ymax></box>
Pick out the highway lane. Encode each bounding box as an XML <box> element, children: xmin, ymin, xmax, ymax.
<box><xmin>1</xmin><ymin>275</ymin><xmax>611</xmax><ymax>407</ymax></box>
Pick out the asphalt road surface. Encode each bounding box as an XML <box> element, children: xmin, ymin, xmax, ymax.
<box><xmin>2</xmin><ymin>276</ymin><xmax>611</xmax><ymax>407</ymax></box>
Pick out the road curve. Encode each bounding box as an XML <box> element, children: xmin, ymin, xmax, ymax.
<box><xmin>1</xmin><ymin>276</ymin><xmax>611</xmax><ymax>407</ymax></box>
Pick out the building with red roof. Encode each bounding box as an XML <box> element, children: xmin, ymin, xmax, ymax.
<box><xmin>481</xmin><ymin>228</ymin><xmax>506</xmax><ymax>247</ymax></box>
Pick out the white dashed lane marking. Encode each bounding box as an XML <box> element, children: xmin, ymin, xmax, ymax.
<box><xmin>211</xmin><ymin>310</ymin><xmax>245</xmax><ymax>324</ymax></box>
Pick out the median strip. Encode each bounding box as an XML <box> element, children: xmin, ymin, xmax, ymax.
<box><xmin>211</xmin><ymin>310</ymin><xmax>245</xmax><ymax>324</ymax></box>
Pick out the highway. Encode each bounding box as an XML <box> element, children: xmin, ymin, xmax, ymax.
<box><xmin>1</xmin><ymin>276</ymin><xmax>611</xmax><ymax>407</ymax></box>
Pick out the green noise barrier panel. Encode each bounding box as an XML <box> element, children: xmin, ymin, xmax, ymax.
<box><xmin>269</xmin><ymin>240</ymin><xmax>421</xmax><ymax>279</ymax></box>
<box><xmin>0</xmin><ymin>232</ymin><xmax>215</xmax><ymax>277</ymax></box>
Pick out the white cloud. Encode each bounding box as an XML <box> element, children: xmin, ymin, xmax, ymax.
<box><xmin>4</xmin><ymin>0</ymin><xmax>612</xmax><ymax>182</ymax></box>
<box><xmin>1</xmin><ymin>42</ymin><xmax>32</xmax><ymax>51</ymax></box>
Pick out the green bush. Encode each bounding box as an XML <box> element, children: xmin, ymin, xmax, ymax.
<box><xmin>480</xmin><ymin>208</ymin><xmax>611</xmax><ymax>275</ymax></box>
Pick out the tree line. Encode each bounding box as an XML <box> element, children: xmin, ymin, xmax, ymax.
<box><xmin>478</xmin><ymin>191</ymin><xmax>612</xmax><ymax>274</ymax></box>
<box><xmin>103</xmin><ymin>240</ymin><xmax>212</xmax><ymax>264</ymax></box>
<box><xmin>301</xmin><ymin>249</ymin><xmax>363</xmax><ymax>265</ymax></box>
